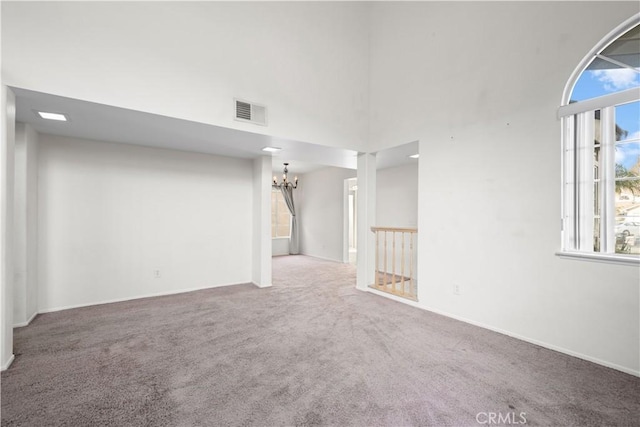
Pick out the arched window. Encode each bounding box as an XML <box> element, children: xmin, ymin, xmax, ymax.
<box><xmin>559</xmin><ymin>14</ymin><xmax>640</xmax><ymax>263</ymax></box>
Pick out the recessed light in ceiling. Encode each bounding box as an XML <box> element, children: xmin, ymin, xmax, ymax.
<box><xmin>408</xmin><ymin>154</ymin><xmax>419</xmax><ymax>159</ymax></box>
<box><xmin>262</xmin><ymin>146</ymin><xmax>282</xmax><ymax>153</ymax></box>
<box><xmin>37</xmin><ymin>111</ymin><xmax>68</xmax><ymax>121</ymax></box>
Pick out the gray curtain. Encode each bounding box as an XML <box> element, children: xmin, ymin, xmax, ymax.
<box><xmin>280</xmin><ymin>186</ymin><xmax>299</xmax><ymax>255</ymax></box>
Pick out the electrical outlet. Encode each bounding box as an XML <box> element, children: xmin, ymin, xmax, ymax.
<box><xmin>154</xmin><ymin>270</ymin><xmax>161</xmax><ymax>279</ymax></box>
<box><xmin>453</xmin><ymin>283</ymin><xmax>461</xmax><ymax>295</ymax></box>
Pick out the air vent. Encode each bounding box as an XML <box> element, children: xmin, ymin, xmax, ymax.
<box><xmin>234</xmin><ymin>99</ymin><xmax>267</xmax><ymax>126</ymax></box>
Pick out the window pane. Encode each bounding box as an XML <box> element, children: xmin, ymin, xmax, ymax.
<box><xmin>271</xmin><ymin>190</ymin><xmax>292</xmax><ymax>238</ymax></box>
<box><xmin>594</xmin><ymin>109</ymin><xmax>602</xmax><ymax>147</ymax></box>
<box><xmin>614</xmin><ymin>101</ymin><xmax>640</xmax><ymax>188</ymax></box>
<box><xmin>614</xmin><ymin>102</ymin><xmax>639</xmax><ymax>190</ymax></box>
<box><xmin>277</xmin><ymin>225</ymin><xmax>290</xmax><ymax>237</ymax></box>
<box><xmin>572</xmin><ymin>65</ymin><xmax>640</xmax><ymax>102</ymax></box>
<box><xmin>615</xmin><ymin>101</ymin><xmax>639</xmax><ymax>143</ymax></box>
<box><xmin>600</xmin><ymin>25</ymin><xmax>640</xmax><ymax>69</ymax></box>
<box><xmin>614</xmin><ymin>100</ymin><xmax>640</xmax><ymax>254</ymax></box>
<box><xmin>615</xmin><ymin>142</ymin><xmax>640</xmax><ymax>178</ymax></box>
<box><xmin>571</xmin><ymin>25</ymin><xmax>640</xmax><ymax>103</ymax></box>
<box><xmin>615</xmin><ymin>178</ymin><xmax>640</xmax><ymax>254</ymax></box>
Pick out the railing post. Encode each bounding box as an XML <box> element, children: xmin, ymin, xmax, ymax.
<box><xmin>391</xmin><ymin>232</ymin><xmax>396</xmax><ymax>293</ymax></box>
<box><xmin>409</xmin><ymin>232</ymin><xmax>414</xmax><ymax>297</ymax></box>
<box><xmin>383</xmin><ymin>231</ymin><xmax>388</xmax><ymax>291</ymax></box>
<box><xmin>401</xmin><ymin>231</ymin><xmax>405</xmax><ymax>296</ymax></box>
<box><xmin>375</xmin><ymin>229</ymin><xmax>379</xmax><ymax>289</ymax></box>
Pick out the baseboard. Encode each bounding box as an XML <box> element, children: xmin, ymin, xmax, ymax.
<box><xmin>13</xmin><ymin>311</ymin><xmax>38</xmax><ymax>328</ymax></box>
<box><xmin>360</xmin><ymin>287</ymin><xmax>640</xmax><ymax>377</ymax></box>
<box><xmin>252</xmin><ymin>282</ymin><xmax>273</xmax><ymax>288</ymax></box>
<box><xmin>38</xmin><ymin>281</ymin><xmax>247</xmax><ymax>314</ymax></box>
<box><xmin>1</xmin><ymin>354</ymin><xmax>15</xmax><ymax>371</ymax></box>
<box><xmin>299</xmin><ymin>253</ymin><xmax>344</xmax><ymax>264</ymax></box>
<box><xmin>366</xmin><ymin>286</ymin><xmax>422</xmax><ymax>308</ymax></box>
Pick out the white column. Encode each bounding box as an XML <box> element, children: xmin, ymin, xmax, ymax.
<box><xmin>1</xmin><ymin>85</ymin><xmax>16</xmax><ymax>370</ymax></box>
<box><xmin>356</xmin><ymin>153</ymin><xmax>376</xmax><ymax>291</ymax></box>
<box><xmin>252</xmin><ymin>156</ymin><xmax>272</xmax><ymax>288</ymax></box>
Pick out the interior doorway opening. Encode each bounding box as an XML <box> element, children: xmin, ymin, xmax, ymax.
<box><xmin>344</xmin><ymin>177</ymin><xmax>358</xmax><ymax>265</ymax></box>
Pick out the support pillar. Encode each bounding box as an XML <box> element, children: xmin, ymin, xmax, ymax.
<box><xmin>252</xmin><ymin>156</ymin><xmax>272</xmax><ymax>288</ymax></box>
<box><xmin>356</xmin><ymin>153</ymin><xmax>376</xmax><ymax>291</ymax></box>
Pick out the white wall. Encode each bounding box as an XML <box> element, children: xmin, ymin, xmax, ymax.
<box><xmin>299</xmin><ymin>167</ymin><xmax>356</xmax><ymax>262</ymax></box>
<box><xmin>376</xmin><ymin>163</ymin><xmax>418</xmax><ymax>228</ymax></box>
<box><xmin>272</xmin><ymin>238</ymin><xmax>290</xmax><ymax>257</ymax></box>
<box><xmin>1</xmin><ymin>1</ymin><xmax>370</xmax><ymax>152</ymax></box>
<box><xmin>370</xmin><ymin>2</ymin><xmax>640</xmax><ymax>374</ymax></box>
<box><xmin>37</xmin><ymin>135</ymin><xmax>253</xmax><ymax>312</ymax></box>
<box><xmin>13</xmin><ymin>123</ymin><xmax>38</xmax><ymax>326</ymax></box>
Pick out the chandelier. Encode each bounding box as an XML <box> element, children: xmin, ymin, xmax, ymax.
<box><xmin>272</xmin><ymin>163</ymin><xmax>298</xmax><ymax>189</ymax></box>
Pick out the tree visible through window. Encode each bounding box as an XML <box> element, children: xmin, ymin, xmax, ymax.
<box><xmin>560</xmin><ymin>16</ymin><xmax>640</xmax><ymax>260</ymax></box>
<box><xmin>272</xmin><ymin>190</ymin><xmax>291</xmax><ymax>238</ymax></box>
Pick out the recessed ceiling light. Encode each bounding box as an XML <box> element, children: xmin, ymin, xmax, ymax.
<box><xmin>408</xmin><ymin>154</ymin><xmax>420</xmax><ymax>159</ymax></box>
<box><xmin>262</xmin><ymin>146</ymin><xmax>282</xmax><ymax>153</ymax></box>
<box><xmin>37</xmin><ymin>111</ymin><xmax>68</xmax><ymax>121</ymax></box>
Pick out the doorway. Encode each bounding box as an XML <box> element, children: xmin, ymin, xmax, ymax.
<box><xmin>344</xmin><ymin>178</ymin><xmax>357</xmax><ymax>265</ymax></box>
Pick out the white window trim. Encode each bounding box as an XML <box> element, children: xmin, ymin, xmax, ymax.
<box><xmin>558</xmin><ymin>13</ymin><xmax>640</xmax><ymax>265</ymax></box>
<box><xmin>556</xmin><ymin>251</ymin><xmax>640</xmax><ymax>266</ymax></box>
<box><xmin>558</xmin><ymin>87</ymin><xmax>639</xmax><ymax>119</ymax></box>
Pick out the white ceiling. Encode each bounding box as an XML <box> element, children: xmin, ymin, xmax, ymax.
<box><xmin>13</xmin><ymin>87</ymin><xmax>418</xmax><ymax>175</ymax></box>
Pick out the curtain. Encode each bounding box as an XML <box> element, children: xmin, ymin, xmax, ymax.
<box><xmin>280</xmin><ymin>186</ymin><xmax>299</xmax><ymax>255</ymax></box>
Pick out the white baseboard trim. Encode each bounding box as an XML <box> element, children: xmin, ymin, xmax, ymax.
<box><xmin>299</xmin><ymin>253</ymin><xmax>344</xmax><ymax>264</ymax></box>
<box><xmin>366</xmin><ymin>287</ymin><xmax>422</xmax><ymax>309</ymax></box>
<box><xmin>252</xmin><ymin>282</ymin><xmax>272</xmax><ymax>288</ymax></box>
<box><xmin>13</xmin><ymin>311</ymin><xmax>38</xmax><ymax>328</ymax></box>
<box><xmin>38</xmin><ymin>281</ymin><xmax>247</xmax><ymax>314</ymax></box>
<box><xmin>360</xmin><ymin>287</ymin><xmax>640</xmax><ymax>377</ymax></box>
<box><xmin>1</xmin><ymin>354</ymin><xmax>15</xmax><ymax>371</ymax></box>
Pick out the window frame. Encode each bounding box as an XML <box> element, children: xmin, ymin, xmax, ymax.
<box><xmin>558</xmin><ymin>14</ymin><xmax>640</xmax><ymax>265</ymax></box>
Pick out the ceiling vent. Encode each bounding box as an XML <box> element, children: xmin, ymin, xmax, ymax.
<box><xmin>235</xmin><ymin>99</ymin><xmax>267</xmax><ymax>126</ymax></box>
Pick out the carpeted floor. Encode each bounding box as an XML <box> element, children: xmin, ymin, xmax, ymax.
<box><xmin>1</xmin><ymin>255</ymin><xmax>639</xmax><ymax>426</ymax></box>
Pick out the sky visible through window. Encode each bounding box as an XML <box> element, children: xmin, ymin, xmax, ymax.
<box><xmin>572</xmin><ymin>68</ymin><xmax>640</xmax><ymax>169</ymax></box>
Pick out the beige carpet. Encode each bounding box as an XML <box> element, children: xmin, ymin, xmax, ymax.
<box><xmin>1</xmin><ymin>255</ymin><xmax>639</xmax><ymax>426</ymax></box>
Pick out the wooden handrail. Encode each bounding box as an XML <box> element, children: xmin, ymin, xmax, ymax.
<box><xmin>371</xmin><ymin>226</ymin><xmax>417</xmax><ymax>233</ymax></box>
